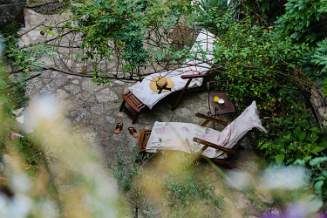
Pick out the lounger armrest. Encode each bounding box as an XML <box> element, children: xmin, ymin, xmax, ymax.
<box><xmin>195</xmin><ymin>113</ymin><xmax>229</xmax><ymax>126</ymax></box>
<box><xmin>193</xmin><ymin>137</ymin><xmax>235</xmax><ymax>155</ymax></box>
<box><xmin>181</xmin><ymin>73</ymin><xmax>205</xmax><ymax>79</ymax></box>
<box><xmin>138</xmin><ymin>129</ymin><xmax>152</xmax><ymax>151</ymax></box>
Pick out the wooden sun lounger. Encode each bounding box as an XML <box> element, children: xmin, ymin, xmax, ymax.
<box><xmin>120</xmin><ymin>73</ymin><xmax>208</xmax><ymax>123</ymax></box>
<box><xmin>137</xmin><ymin>113</ymin><xmax>239</xmax><ymax>168</ymax></box>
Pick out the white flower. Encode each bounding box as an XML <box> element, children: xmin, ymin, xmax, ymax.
<box><xmin>225</xmin><ymin>170</ymin><xmax>252</xmax><ymax>190</ymax></box>
<box><xmin>0</xmin><ymin>194</ymin><xmax>32</xmax><ymax>218</ymax></box>
<box><xmin>12</xmin><ymin>173</ymin><xmax>31</xmax><ymax>193</ymax></box>
<box><xmin>23</xmin><ymin>95</ymin><xmax>60</xmax><ymax>133</ymax></box>
<box><xmin>259</xmin><ymin>166</ymin><xmax>309</xmax><ymax>190</ymax></box>
<box><xmin>285</xmin><ymin>197</ymin><xmax>322</xmax><ymax>218</ymax></box>
<box><xmin>0</xmin><ymin>195</ymin><xmax>9</xmax><ymax>218</ymax></box>
<box><xmin>38</xmin><ymin>200</ymin><xmax>59</xmax><ymax>218</ymax></box>
<box><xmin>9</xmin><ymin>195</ymin><xmax>32</xmax><ymax>218</ymax></box>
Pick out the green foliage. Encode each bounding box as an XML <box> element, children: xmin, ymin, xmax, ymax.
<box><xmin>312</xmin><ymin>39</ymin><xmax>327</xmax><ymax>73</ymax></box>
<box><xmin>1</xmin><ymin>22</ymin><xmax>60</xmax><ymax>111</ymax></box>
<box><xmin>71</xmin><ymin>0</ymin><xmax>193</xmax><ymax>75</ymax></box>
<box><xmin>0</xmin><ymin>35</ymin><xmax>48</xmax><ymax>175</ymax></box>
<box><xmin>0</xmin><ymin>60</ymin><xmax>12</xmax><ymax>153</ymax></box>
<box><xmin>192</xmin><ymin>0</ymin><xmax>231</xmax><ymax>34</ymax></box>
<box><xmin>6</xmin><ymin>39</ymin><xmax>49</xmax><ymax>73</ymax></box>
<box><xmin>72</xmin><ymin>0</ymin><xmax>147</xmax><ymax>69</ymax></box>
<box><xmin>295</xmin><ymin>156</ymin><xmax>327</xmax><ymax>199</ymax></box>
<box><xmin>311</xmin><ymin>39</ymin><xmax>327</xmax><ymax>92</ymax></box>
<box><xmin>1</xmin><ymin>23</ymin><xmax>51</xmax><ymax>108</ymax></box>
<box><xmin>0</xmin><ymin>61</ymin><xmax>26</xmax><ymax>116</ymax></box>
<box><xmin>323</xmin><ymin>79</ymin><xmax>327</xmax><ymax>96</ymax></box>
<box><xmin>144</xmin><ymin>0</ymin><xmax>192</xmax><ymax>28</ymax></box>
<box><xmin>199</xmin><ymin>3</ymin><xmax>325</xmax><ymax>165</ymax></box>
<box><xmin>165</xmin><ymin>174</ymin><xmax>222</xmax><ymax>209</ymax></box>
<box><xmin>15</xmin><ymin>137</ymin><xmax>46</xmax><ymax>175</ymax></box>
<box><xmin>112</xmin><ymin>149</ymin><xmax>140</xmax><ymax>192</ymax></box>
<box><xmin>0</xmin><ymin>39</ymin><xmax>44</xmax><ymax>168</ymax></box>
<box><xmin>214</xmin><ymin>19</ymin><xmax>307</xmax><ymax>115</ymax></box>
<box><xmin>230</xmin><ymin>0</ymin><xmax>286</xmax><ymax>25</ymax></box>
<box><xmin>309</xmin><ymin>157</ymin><xmax>327</xmax><ymax>198</ymax></box>
<box><xmin>1</xmin><ymin>22</ymin><xmax>50</xmax><ymax>74</ymax></box>
<box><xmin>258</xmin><ymin>120</ymin><xmax>327</xmax><ymax>164</ymax></box>
<box><xmin>276</xmin><ymin>0</ymin><xmax>327</xmax><ymax>43</ymax></box>
<box><xmin>202</xmin><ymin>2</ymin><xmax>327</xmax><ymax>200</ymax></box>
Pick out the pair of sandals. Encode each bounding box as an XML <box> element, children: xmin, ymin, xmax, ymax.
<box><xmin>114</xmin><ymin>117</ymin><xmax>138</xmax><ymax>138</ymax></box>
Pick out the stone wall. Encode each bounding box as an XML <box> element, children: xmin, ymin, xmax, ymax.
<box><xmin>0</xmin><ymin>0</ymin><xmax>26</xmax><ymax>28</ymax></box>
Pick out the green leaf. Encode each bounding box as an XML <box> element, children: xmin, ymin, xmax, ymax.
<box><xmin>275</xmin><ymin>154</ymin><xmax>285</xmax><ymax>163</ymax></box>
<box><xmin>295</xmin><ymin>127</ymin><xmax>306</xmax><ymax>141</ymax></box>
<box><xmin>314</xmin><ymin>180</ymin><xmax>324</xmax><ymax>194</ymax></box>
<box><xmin>309</xmin><ymin>157</ymin><xmax>327</xmax><ymax>166</ymax></box>
<box><xmin>311</xmin><ymin>146</ymin><xmax>326</xmax><ymax>154</ymax></box>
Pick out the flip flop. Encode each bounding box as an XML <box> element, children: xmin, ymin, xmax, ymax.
<box><xmin>114</xmin><ymin>122</ymin><xmax>123</xmax><ymax>134</ymax></box>
<box><xmin>128</xmin><ymin>127</ymin><xmax>138</xmax><ymax>138</ymax></box>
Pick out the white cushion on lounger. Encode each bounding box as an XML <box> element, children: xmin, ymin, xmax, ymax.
<box><xmin>145</xmin><ymin>121</ymin><xmax>216</xmax><ymax>155</ymax></box>
<box><xmin>145</xmin><ymin>101</ymin><xmax>267</xmax><ymax>159</ymax></box>
<box><xmin>218</xmin><ymin>101</ymin><xmax>267</xmax><ymax>149</ymax></box>
<box><xmin>128</xmin><ymin>29</ymin><xmax>215</xmax><ymax>109</ymax></box>
<box><xmin>128</xmin><ymin>67</ymin><xmax>206</xmax><ymax>109</ymax></box>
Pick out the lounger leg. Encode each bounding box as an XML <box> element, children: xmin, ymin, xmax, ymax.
<box><xmin>211</xmin><ymin>159</ymin><xmax>234</xmax><ymax>169</ymax></box>
<box><xmin>201</xmin><ymin>119</ymin><xmax>211</xmax><ymax>127</ymax></box>
<box><xmin>132</xmin><ymin>113</ymin><xmax>139</xmax><ymax>124</ymax></box>
<box><xmin>119</xmin><ymin>100</ymin><xmax>125</xmax><ymax>112</ymax></box>
<box><xmin>171</xmin><ymin>79</ymin><xmax>192</xmax><ymax>110</ymax></box>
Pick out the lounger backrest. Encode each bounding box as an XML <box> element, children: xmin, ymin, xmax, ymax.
<box><xmin>184</xmin><ymin>29</ymin><xmax>215</xmax><ymax>66</ymax></box>
<box><xmin>217</xmin><ymin>101</ymin><xmax>267</xmax><ymax>149</ymax></box>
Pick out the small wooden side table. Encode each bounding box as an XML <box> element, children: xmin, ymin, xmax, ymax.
<box><xmin>208</xmin><ymin>92</ymin><xmax>235</xmax><ymax>116</ymax></box>
<box><xmin>199</xmin><ymin>92</ymin><xmax>235</xmax><ymax>127</ymax></box>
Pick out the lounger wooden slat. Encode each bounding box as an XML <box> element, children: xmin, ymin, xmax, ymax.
<box><xmin>120</xmin><ymin>91</ymin><xmax>146</xmax><ymax>123</ymax></box>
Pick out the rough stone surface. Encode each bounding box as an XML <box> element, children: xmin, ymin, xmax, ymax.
<box><xmin>55</xmin><ymin>89</ymin><xmax>69</xmax><ymax>100</ymax></box>
<box><xmin>64</xmin><ymin>84</ymin><xmax>81</xmax><ymax>95</ymax></box>
<box><xmin>95</xmin><ymin>88</ymin><xmax>118</xmax><ymax>103</ymax></box>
